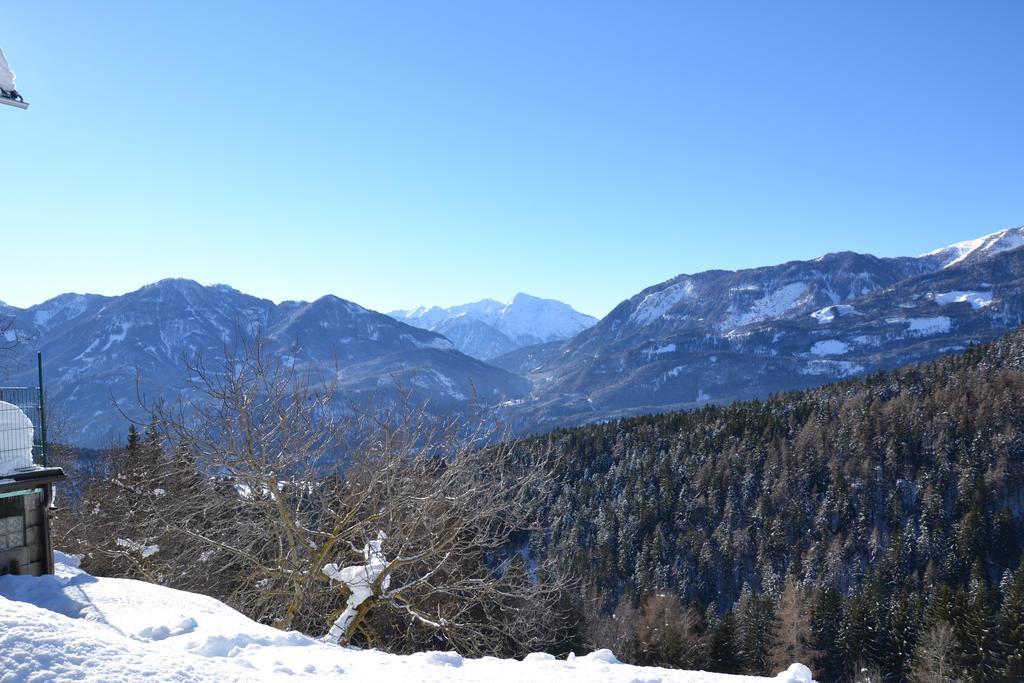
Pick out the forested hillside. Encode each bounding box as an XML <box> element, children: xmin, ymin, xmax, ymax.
<box><xmin>55</xmin><ymin>325</ymin><xmax>1024</xmax><ymax>682</ymax></box>
<box><xmin>520</xmin><ymin>325</ymin><xmax>1024</xmax><ymax>681</ymax></box>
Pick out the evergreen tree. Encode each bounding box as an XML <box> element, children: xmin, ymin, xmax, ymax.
<box><xmin>734</xmin><ymin>587</ymin><xmax>775</xmax><ymax>676</ymax></box>
<box><xmin>810</xmin><ymin>585</ymin><xmax>845</xmax><ymax>682</ymax></box>
<box><xmin>880</xmin><ymin>590</ymin><xmax>921</xmax><ymax>682</ymax></box>
<box><xmin>127</xmin><ymin>423</ymin><xmax>140</xmax><ymax>453</ymax></box>
<box><xmin>708</xmin><ymin>611</ymin><xmax>739</xmax><ymax>675</ymax></box>
<box><xmin>998</xmin><ymin>563</ymin><xmax>1024</xmax><ymax>682</ymax></box>
<box><xmin>955</xmin><ymin>573</ymin><xmax>1000</xmax><ymax>682</ymax></box>
<box><xmin>841</xmin><ymin>580</ymin><xmax>885</xmax><ymax>675</ymax></box>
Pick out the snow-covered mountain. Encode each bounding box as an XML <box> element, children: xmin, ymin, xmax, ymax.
<box><xmin>0</xmin><ymin>279</ymin><xmax>528</xmax><ymax>446</ymax></box>
<box><xmin>497</xmin><ymin>225</ymin><xmax>1024</xmax><ymax>431</ymax></box>
<box><xmin>0</xmin><ymin>552</ymin><xmax>813</xmax><ymax>682</ymax></box>
<box><xmin>5</xmin><ymin>226</ymin><xmax>1024</xmax><ymax>445</ymax></box>
<box><xmin>389</xmin><ymin>294</ymin><xmax>597</xmax><ymax>360</ymax></box>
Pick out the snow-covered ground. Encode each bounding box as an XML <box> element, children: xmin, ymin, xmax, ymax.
<box><xmin>0</xmin><ymin>553</ymin><xmax>814</xmax><ymax>683</ymax></box>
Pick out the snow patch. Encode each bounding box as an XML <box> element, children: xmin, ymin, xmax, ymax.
<box><xmin>907</xmin><ymin>316</ymin><xmax>951</xmax><ymax>336</ymax></box>
<box><xmin>630</xmin><ymin>281</ymin><xmax>695</xmax><ymax>327</ymax></box>
<box><xmin>580</xmin><ymin>649</ymin><xmax>620</xmax><ymax>665</ymax></box>
<box><xmin>909</xmin><ymin>317</ymin><xmax>954</xmax><ymax>335</ymax></box>
<box><xmin>417</xmin><ymin>336</ymin><xmax>455</xmax><ymax>350</ymax></box>
<box><xmin>777</xmin><ymin>663</ymin><xmax>814</xmax><ymax>683</ymax></box>
<box><xmin>809</xmin><ymin>340</ymin><xmax>850</xmax><ymax>356</ymax></box>
<box><xmin>886</xmin><ymin>316</ymin><xmax>952</xmax><ymax>336</ymax></box>
<box><xmin>116</xmin><ymin>538</ymin><xmax>160</xmax><ymax>558</ymax></box>
<box><xmin>409</xmin><ymin>651</ymin><xmax>464</xmax><ymax>667</ymax></box>
<box><xmin>934</xmin><ymin>290</ymin><xmax>993</xmax><ymax>310</ymax></box>
<box><xmin>523</xmin><ymin>652</ymin><xmax>557</xmax><ymax>662</ymax></box>
<box><xmin>645</xmin><ymin>343</ymin><xmax>677</xmax><ymax>360</ymax></box>
<box><xmin>100</xmin><ymin>322</ymin><xmax>134</xmax><ymax>352</ymax></box>
<box><xmin>137</xmin><ymin>617</ymin><xmax>198</xmax><ymax>642</ymax></box>
<box><xmin>723</xmin><ymin>282</ymin><xmax>809</xmax><ymax>329</ymax></box>
<box><xmin>852</xmin><ymin>335</ymin><xmax>882</xmax><ymax>347</ymax></box>
<box><xmin>810</xmin><ymin>305</ymin><xmax>859</xmax><ymax>325</ymax></box>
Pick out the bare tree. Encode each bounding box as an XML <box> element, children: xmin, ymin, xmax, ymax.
<box><xmin>0</xmin><ymin>313</ymin><xmax>29</xmax><ymax>374</ymax></box>
<box><xmin>120</xmin><ymin>334</ymin><xmax>573</xmax><ymax>657</ymax></box>
<box><xmin>911</xmin><ymin>622</ymin><xmax>963</xmax><ymax>683</ymax></box>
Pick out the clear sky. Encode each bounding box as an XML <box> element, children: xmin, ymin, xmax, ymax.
<box><xmin>2</xmin><ymin>2</ymin><xmax>1022</xmax><ymax>317</ymax></box>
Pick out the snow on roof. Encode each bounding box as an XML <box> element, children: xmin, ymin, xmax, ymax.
<box><xmin>0</xmin><ymin>552</ymin><xmax>814</xmax><ymax>682</ymax></box>
<box><xmin>0</xmin><ymin>48</ymin><xmax>16</xmax><ymax>92</ymax></box>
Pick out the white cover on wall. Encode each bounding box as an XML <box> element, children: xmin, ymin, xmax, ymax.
<box><xmin>0</xmin><ymin>400</ymin><xmax>35</xmax><ymax>475</ymax></box>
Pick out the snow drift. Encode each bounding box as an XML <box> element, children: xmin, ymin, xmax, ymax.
<box><xmin>0</xmin><ymin>552</ymin><xmax>815</xmax><ymax>682</ymax></box>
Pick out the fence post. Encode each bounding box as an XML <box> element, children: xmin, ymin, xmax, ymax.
<box><xmin>37</xmin><ymin>352</ymin><xmax>47</xmax><ymax>467</ymax></box>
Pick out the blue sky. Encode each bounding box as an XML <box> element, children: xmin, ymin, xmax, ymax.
<box><xmin>3</xmin><ymin>2</ymin><xmax>1022</xmax><ymax>317</ymax></box>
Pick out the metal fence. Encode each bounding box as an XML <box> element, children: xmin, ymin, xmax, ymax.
<box><xmin>0</xmin><ymin>386</ymin><xmax>47</xmax><ymax>472</ymax></box>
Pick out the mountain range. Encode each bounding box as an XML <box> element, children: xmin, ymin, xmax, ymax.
<box><xmin>0</xmin><ymin>281</ymin><xmax>528</xmax><ymax>445</ymax></box>
<box><xmin>2</xmin><ymin>225</ymin><xmax>1023</xmax><ymax>446</ymax></box>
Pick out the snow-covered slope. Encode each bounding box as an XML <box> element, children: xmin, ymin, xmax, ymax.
<box><xmin>390</xmin><ymin>294</ymin><xmax>597</xmax><ymax>360</ymax></box>
<box><xmin>502</xmin><ymin>225</ymin><xmax>1024</xmax><ymax>431</ymax></box>
<box><xmin>920</xmin><ymin>225</ymin><xmax>1024</xmax><ymax>269</ymax></box>
<box><xmin>0</xmin><ymin>553</ymin><xmax>813</xmax><ymax>683</ymax></box>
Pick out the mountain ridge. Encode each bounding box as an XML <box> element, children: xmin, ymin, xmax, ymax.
<box><xmin>501</xmin><ymin>226</ymin><xmax>1024</xmax><ymax>431</ymax></box>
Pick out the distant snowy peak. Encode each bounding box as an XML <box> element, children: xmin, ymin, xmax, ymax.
<box><xmin>922</xmin><ymin>226</ymin><xmax>1024</xmax><ymax>269</ymax></box>
<box><xmin>392</xmin><ymin>305</ymin><xmax>453</xmax><ymax>330</ymax></box>
<box><xmin>389</xmin><ymin>294</ymin><xmax>597</xmax><ymax>360</ymax></box>
<box><xmin>494</xmin><ymin>293</ymin><xmax>598</xmax><ymax>346</ymax></box>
